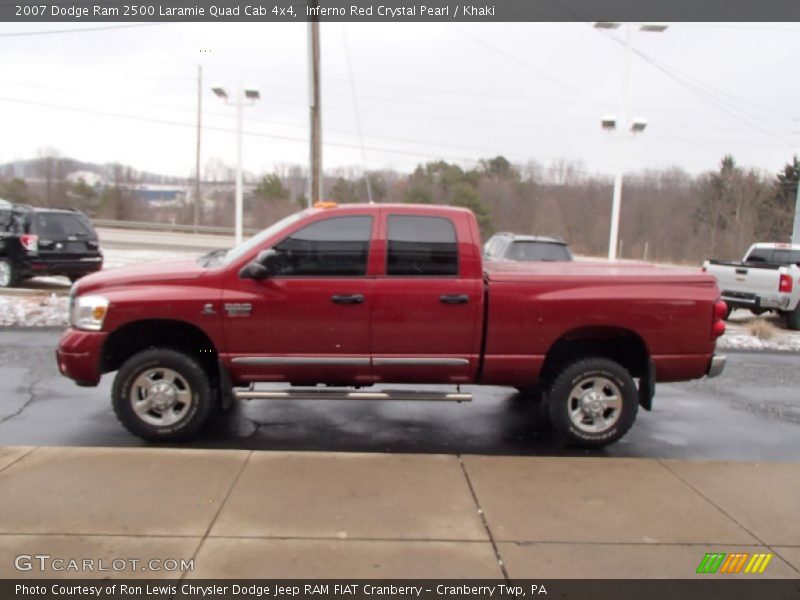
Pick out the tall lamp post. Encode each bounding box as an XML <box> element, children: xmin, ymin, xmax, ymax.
<box><xmin>595</xmin><ymin>22</ymin><xmax>668</xmax><ymax>260</ymax></box>
<box><xmin>212</xmin><ymin>84</ymin><xmax>261</xmax><ymax>246</ymax></box>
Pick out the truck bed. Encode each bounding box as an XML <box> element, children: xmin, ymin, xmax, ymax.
<box><xmin>485</xmin><ymin>259</ymin><xmax>713</xmax><ymax>285</ymax></box>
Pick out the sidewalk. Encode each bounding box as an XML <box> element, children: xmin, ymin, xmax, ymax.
<box><xmin>0</xmin><ymin>446</ymin><xmax>797</xmax><ymax>579</ymax></box>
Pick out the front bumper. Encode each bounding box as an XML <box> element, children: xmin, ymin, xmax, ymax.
<box><xmin>55</xmin><ymin>328</ymin><xmax>108</xmax><ymax>386</ymax></box>
<box><xmin>706</xmin><ymin>355</ymin><xmax>726</xmax><ymax>378</ymax></box>
<box><xmin>22</xmin><ymin>256</ymin><xmax>103</xmax><ymax>278</ymax></box>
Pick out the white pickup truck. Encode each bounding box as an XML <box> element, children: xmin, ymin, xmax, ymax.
<box><xmin>703</xmin><ymin>243</ymin><xmax>800</xmax><ymax>330</ymax></box>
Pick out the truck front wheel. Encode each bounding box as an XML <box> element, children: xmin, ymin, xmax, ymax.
<box><xmin>546</xmin><ymin>358</ymin><xmax>638</xmax><ymax>449</ymax></box>
<box><xmin>112</xmin><ymin>349</ymin><xmax>213</xmax><ymax>442</ymax></box>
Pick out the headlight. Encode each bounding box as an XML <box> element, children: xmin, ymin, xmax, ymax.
<box><xmin>70</xmin><ymin>295</ymin><xmax>109</xmax><ymax>331</ymax></box>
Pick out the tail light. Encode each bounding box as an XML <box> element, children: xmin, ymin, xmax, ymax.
<box><xmin>779</xmin><ymin>273</ymin><xmax>793</xmax><ymax>293</ymax></box>
<box><xmin>20</xmin><ymin>234</ymin><xmax>38</xmax><ymax>252</ymax></box>
<box><xmin>711</xmin><ymin>300</ymin><xmax>727</xmax><ymax>341</ymax></box>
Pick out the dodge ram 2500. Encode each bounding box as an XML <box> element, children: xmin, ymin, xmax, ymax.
<box><xmin>57</xmin><ymin>203</ymin><xmax>727</xmax><ymax>448</ymax></box>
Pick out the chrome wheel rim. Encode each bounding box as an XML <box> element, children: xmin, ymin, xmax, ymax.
<box><xmin>567</xmin><ymin>376</ymin><xmax>623</xmax><ymax>433</ymax></box>
<box><xmin>130</xmin><ymin>368</ymin><xmax>193</xmax><ymax>427</ymax></box>
<box><xmin>0</xmin><ymin>262</ymin><xmax>10</xmax><ymax>287</ymax></box>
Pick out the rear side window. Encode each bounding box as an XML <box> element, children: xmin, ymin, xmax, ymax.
<box><xmin>272</xmin><ymin>215</ymin><xmax>372</xmax><ymax>276</ymax></box>
<box><xmin>387</xmin><ymin>215</ymin><xmax>458</xmax><ymax>276</ymax></box>
<box><xmin>32</xmin><ymin>213</ymin><xmax>94</xmax><ymax>239</ymax></box>
<box><xmin>771</xmin><ymin>249</ymin><xmax>800</xmax><ymax>265</ymax></box>
<box><xmin>508</xmin><ymin>241</ymin><xmax>572</xmax><ymax>261</ymax></box>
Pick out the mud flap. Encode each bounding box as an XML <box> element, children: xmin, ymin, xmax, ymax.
<box><xmin>217</xmin><ymin>360</ymin><xmax>235</xmax><ymax>410</ymax></box>
<box><xmin>638</xmin><ymin>359</ymin><xmax>656</xmax><ymax>411</ymax></box>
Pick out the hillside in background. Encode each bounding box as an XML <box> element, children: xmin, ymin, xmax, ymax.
<box><xmin>0</xmin><ymin>152</ymin><xmax>797</xmax><ymax>266</ymax></box>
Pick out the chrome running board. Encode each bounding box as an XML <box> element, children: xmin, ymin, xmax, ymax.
<box><xmin>234</xmin><ymin>388</ymin><xmax>472</xmax><ymax>402</ymax></box>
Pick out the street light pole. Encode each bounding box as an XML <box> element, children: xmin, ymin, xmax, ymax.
<box><xmin>212</xmin><ymin>84</ymin><xmax>260</xmax><ymax>246</ymax></box>
<box><xmin>595</xmin><ymin>22</ymin><xmax>667</xmax><ymax>261</ymax></box>
<box><xmin>607</xmin><ymin>23</ymin><xmax>631</xmax><ymax>261</ymax></box>
<box><xmin>235</xmin><ymin>89</ymin><xmax>244</xmax><ymax>246</ymax></box>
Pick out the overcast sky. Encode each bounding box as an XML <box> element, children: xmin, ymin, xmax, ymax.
<box><xmin>1</xmin><ymin>21</ymin><xmax>799</xmax><ymax>181</ymax></box>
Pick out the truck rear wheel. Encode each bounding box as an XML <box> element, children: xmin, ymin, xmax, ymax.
<box><xmin>546</xmin><ymin>358</ymin><xmax>638</xmax><ymax>449</ymax></box>
<box><xmin>112</xmin><ymin>349</ymin><xmax>213</xmax><ymax>442</ymax></box>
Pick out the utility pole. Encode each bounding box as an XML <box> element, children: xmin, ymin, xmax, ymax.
<box><xmin>194</xmin><ymin>64</ymin><xmax>202</xmax><ymax>229</ymax></box>
<box><xmin>308</xmin><ymin>7</ymin><xmax>322</xmax><ymax>208</ymax></box>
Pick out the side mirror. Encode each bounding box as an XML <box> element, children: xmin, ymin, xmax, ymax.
<box><xmin>239</xmin><ymin>249</ymin><xmax>279</xmax><ymax>280</ymax></box>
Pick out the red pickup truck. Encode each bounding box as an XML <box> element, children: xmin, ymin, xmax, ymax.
<box><xmin>56</xmin><ymin>203</ymin><xmax>727</xmax><ymax>448</ymax></box>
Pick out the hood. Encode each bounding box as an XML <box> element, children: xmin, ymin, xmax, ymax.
<box><xmin>75</xmin><ymin>258</ymin><xmax>208</xmax><ymax>294</ymax></box>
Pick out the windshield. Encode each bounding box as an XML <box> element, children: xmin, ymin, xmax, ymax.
<box><xmin>31</xmin><ymin>213</ymin><xmax>95</xmax><ymax>239</ymax></box>
<box><xmin>218</xmin><ymin>210</ymin><xmax>308</xmax><ymax>266</ymax></box>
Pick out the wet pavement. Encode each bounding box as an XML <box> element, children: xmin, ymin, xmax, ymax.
<box><xmin>1</xmin><ymin>328</ymin><xmax>799</xmax><ymax>461</ymax></box>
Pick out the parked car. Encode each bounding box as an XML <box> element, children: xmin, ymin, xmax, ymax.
<box><xmin>0</xmin><ymin>203</ymin><xmax>103</xmax><ymax>287</ymax></box>
<box><xmin>57</xmin><ymin>203</ymin><xmax>726</xmax><ymax>448</ymax></box>
<box><xmin>703</xmin><ymin>242</ymin><xmax>800</xmax><ymax>330</ymax></box>
<box><xmin>484</xmin><ymin>232</ymin><xmax>573</xmax><ymax>262</ymax></box>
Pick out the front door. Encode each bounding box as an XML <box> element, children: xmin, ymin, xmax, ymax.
<box><xmin>223</xmin><ymin>214</ymin><xmax>375</xmax><ymax>385</ymax></box>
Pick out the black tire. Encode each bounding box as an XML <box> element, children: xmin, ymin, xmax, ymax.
<box><xmin>722</xmin><ymin>305</ymin><xmax>733</xmax><ymax>321</ymax></box>
<box><xmin>786</xmin><ymin>305</ymin><xmax>800</xmax><ymax>331</ymax></box>
<box><xmin>112</xmin><ymin>348</ymin><xmax>213</xmax><ymax>442</ymax></box>
<box><xmin>68</xmin><ymin>274</ymin><xmax>83</xmax><ymax>283</ymax></box>
<box><xmin>547</xmin><ymin>358</ymin><xmax>638</xmax><ymax>449</ymax></box>
<box><xmin>750</xmin><ymin>308</ymin><xmax>767</xmax><ymax>316</ymax></box>
<box><xmin>0</xmin><ymin>257</ymin><xmax>18</xmax><ymax>288</ymax></box>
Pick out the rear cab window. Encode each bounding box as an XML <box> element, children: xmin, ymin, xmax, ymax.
<box><xmin>386</xmin><ymin>215</ymin><xmax>458</xmax><ymax>276</ymax></box>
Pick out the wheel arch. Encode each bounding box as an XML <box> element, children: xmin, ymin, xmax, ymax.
<box><xmin>540</xmin><ymin>326</ymin><xmax>651</xmax><ymax>387</ymax></box>
<box><xmin>101</xmin><ymin>319</ymin><xmax>221</xmax><ymax>383</ymax></box>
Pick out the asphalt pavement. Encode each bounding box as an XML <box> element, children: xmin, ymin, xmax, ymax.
<box><xmin>1</xmin><ymin>329</ymin><xmax>798</xmax><ymax>460</ymax></box>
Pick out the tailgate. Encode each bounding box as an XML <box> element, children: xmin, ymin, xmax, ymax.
<box><xmin>31</xmin><ymin>212</ymin><xmax>100</xmax><ymax>259</ymax></box>
<box><xmin>705</xmin><ymin>260</ymin><xmax>780</xmax><ymax>295</ymax></box>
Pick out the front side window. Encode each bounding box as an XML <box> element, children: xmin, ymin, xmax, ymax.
<box><xmin>271</xmin><ymin>215</ymin><xmax>373</xmax><ymax>276</ymax></box>
<box><xmin>387</xmin><ymin>215</ymin><xmax>458</xmax><ymax>276</ymax></box>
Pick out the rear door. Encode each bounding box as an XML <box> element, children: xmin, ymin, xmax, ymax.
<box><xmin>370</xmin><ymin>211</ymin><xmax>482</xmax><ymax>384</ymax></box>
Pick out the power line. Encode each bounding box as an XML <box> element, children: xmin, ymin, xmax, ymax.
<box><xmin>0</xmin><ymin>94</ymin><xmax>618</xmax><ymax>175</ymax></box>
<box><xmin>341</xmin><ymin>24</ymin><xmax>373</xmax><ymax>201</ymax></box>
<box><xmin>449</xmin><ymin>24</ymin><xmax>610</xmax><ymax>108</ymax></box>
<box><xmin>593</xmin><ymin>27</ymin><xmax>794</xmax><ymax>145</ymax></box>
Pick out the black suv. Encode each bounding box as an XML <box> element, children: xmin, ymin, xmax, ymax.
<box><xmin>0</xmin><ymin>201</ymin><xmax>103</xmax><ymax>287</ymax></box>
<box><xmin>483</xmin><ymin>232</ymin><xmax>573</xmax><ymax>262</ymax></box>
